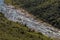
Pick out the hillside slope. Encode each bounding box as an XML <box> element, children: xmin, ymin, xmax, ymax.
<box><xmin>5</xmin><ymin>0</ymin><xmax>60</xmax><ymax>29</ymax></box>
<box><xmin>0</xmin><ymin>12</ymin><xmax>54</xmax><ymax>40</ymax></box>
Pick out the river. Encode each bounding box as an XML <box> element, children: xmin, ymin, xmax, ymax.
<box><xmin>0</xmin><ymin>0</ymin><xmax>60</xmax><ymax>39</ymax></box>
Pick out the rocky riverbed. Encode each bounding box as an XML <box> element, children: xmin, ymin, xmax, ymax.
<box><xmin>0</xmin><ymin>0</ymin><xmax>60</xmax><ymax>39</ymax></box>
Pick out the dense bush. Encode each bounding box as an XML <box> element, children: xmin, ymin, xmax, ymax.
<box><xmin>5</xmin><ymin>0</ymin><xmax>60</xmax><ymax>29</ymax></box>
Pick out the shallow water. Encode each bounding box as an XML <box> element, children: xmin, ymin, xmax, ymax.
<box><xmin>0</xmin><ymin>0</ymin><xmax>4</xmax><ymax>5</ymax></box>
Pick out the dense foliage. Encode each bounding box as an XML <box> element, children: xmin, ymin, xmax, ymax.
<box><xmin>0</xmin><ymin>12</ymin><xmax>54</xmax><ymax>40</ymax></box>
<box><xmin>5</xmin><ymin>0</ymin><xmax>60</xmax><ymax>29</ymax></box>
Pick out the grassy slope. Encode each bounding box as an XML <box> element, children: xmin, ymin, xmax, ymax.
<box><xmin>0</xmin><ymin>12</ymin><xmax>54</xmax><ymax>40</ymax></box>
<box><xmin>5</xmin><ymin>0</ymin><xmax>60</xmax><ymax>29</ymax></box>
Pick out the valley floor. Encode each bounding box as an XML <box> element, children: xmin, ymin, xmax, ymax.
<box><xmin>0</xmin><ymin>0</ymin><xmax>60</xmax><ymax>40</ymax></box>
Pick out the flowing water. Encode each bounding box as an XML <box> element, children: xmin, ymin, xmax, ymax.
<box><xmin>0</xmin><ymin>0</ymin><xmax>60</xmax><ymax>39</ymax></box>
